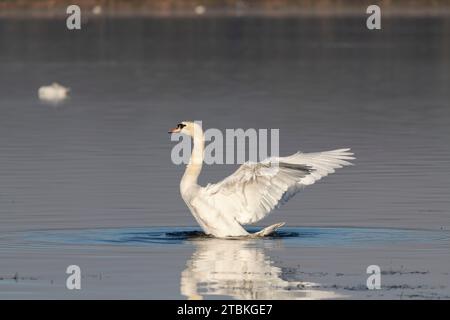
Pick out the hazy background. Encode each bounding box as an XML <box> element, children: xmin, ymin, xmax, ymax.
<box><xmin>1</xmin><ymin>0</ymin><xmax>450</xmax><ymax>16</ymax></box>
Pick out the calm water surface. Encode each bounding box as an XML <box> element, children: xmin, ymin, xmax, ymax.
<box><xmin>0</xmin><ymin>16</ymin><xmax>449</xmax><ymax>299</ymax></box>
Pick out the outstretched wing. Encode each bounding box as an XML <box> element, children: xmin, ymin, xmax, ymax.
<box><xmin>203</xmin><ymin>148</ymin><xmax>354</xmax><ymax>225</ymax></box>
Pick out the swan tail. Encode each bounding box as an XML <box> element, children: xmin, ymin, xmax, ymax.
<box><xmin>252</xmin><ymin>222</ymin><xmax>285</xmax><ymax>237</ymax></box>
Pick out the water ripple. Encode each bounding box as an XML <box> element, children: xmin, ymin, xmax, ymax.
<box><xmin>13</xmin><ymin>226</ymin><xmax>450</xmax><ymax>248</ymax></box>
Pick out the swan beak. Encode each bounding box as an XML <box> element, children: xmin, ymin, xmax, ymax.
<box><xmin>168</xmin><ymin>127</ymin><xmax>180</xmax><ymax>134</ymax></box>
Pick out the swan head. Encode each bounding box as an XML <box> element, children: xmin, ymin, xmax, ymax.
<box><xmin>168</xmin><ymin>121</ymin><xmax>202</xmax><ymax>137</ymax></box>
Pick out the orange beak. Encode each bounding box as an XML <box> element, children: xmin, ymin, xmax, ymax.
<box><xmin>168</xmin><ymin>127</ymin><xmax>181</xmax><ymax>134</ymax></box>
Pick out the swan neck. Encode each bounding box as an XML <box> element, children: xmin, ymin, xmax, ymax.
<box><xmin>181</xmin><ymin>127</ymin><xmax>204</xmax><ymax>189</ymax></box>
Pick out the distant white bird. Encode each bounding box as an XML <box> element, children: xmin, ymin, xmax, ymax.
<box><xmin>92</xmin><ymin>5</ymin><xmax>102</xmax><ymax>15</ymax></box>
<box><xmin>38</xmin><ymin>83</ymin><xmax>69</xmax><ymax>103</ymax></box>
<box><xmin>169</xmin><ymin>121</ymin><xmax>355</xmax><ymax>238</ymax></box>
<box><xmin>194</xmin><ymin>5</ymin><xmax>206</xmax><ymax>15</ymax></box>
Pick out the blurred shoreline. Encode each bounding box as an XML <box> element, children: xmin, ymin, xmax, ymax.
<box><xmin>1</xmin><ymin>0</ymin><xmax>450</xmax><ymax>18</ymax></box>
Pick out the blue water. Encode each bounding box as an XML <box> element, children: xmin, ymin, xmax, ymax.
<box><xmin>22</xmin><ymin>226</ymin><xmax>450</xmax><ymax>248</ymax></box>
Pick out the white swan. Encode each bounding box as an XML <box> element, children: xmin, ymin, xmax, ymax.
<box><xmin>38</xmin><ymin>83</ymin><xmax>69</xmax><ymax>102</ymax></box>
<box><xmin>169</xmin><ymin>121</ymin><xmax>354</xmax><ymax>238</ymax></box>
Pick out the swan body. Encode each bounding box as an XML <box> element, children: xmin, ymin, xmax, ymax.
<box><xmin>170</xmin><ymin>121</ymin><xmax>354</xmax><ymax>238</ymax></box>
<box><xmin>38</xmin><ymin>83</ymin><xmax>69</xmax><ymax>102</ymax></box>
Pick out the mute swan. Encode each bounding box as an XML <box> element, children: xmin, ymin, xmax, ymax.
<box><xmin>38</xmin><ymin>83</ymin><xmax>69</xmax><ymax>102</ymax></box>
<box><xmin>169</xmin><ymin>121</ymin><xmax>354</xmax><ymax>238</ymax></box>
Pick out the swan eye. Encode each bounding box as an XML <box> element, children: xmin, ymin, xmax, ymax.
<box><xmin>177</xmin><ymin>123</ymin><xmax>186</xmax><ymax>129</ymax></box>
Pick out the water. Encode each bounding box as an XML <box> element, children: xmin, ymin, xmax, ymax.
<box><xmin>16</xmin><ymin>227</ymin><xmax>450</xmax><ymax>247</ymax></box>
<box><xmin>1</xmin><ymin>226</ymin><xmax>449</xmax><ymax>299</ymax></box>
<box><xmin>0</xmin><ymin>16</ymin><xmax>449</xmax><ymax>299</ymax></box>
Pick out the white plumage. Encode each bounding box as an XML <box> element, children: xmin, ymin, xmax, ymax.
<box><xmin>38</xmin><ymin>83</ymin><xmax>69</xmax><ymax>102</ymax></box>
<box><xmin>169</xmin><ymin>121</ymin><xmax>354</xmax><ymax>238</ymax></box>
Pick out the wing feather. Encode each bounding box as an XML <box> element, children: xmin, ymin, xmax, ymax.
<box><xmin>203</xmin><ymin>148</ymin><xmax>354</xmax><ymax>225</ymax></box>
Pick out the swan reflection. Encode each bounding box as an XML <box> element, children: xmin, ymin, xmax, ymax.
<box><xmin>180</xmin><ymin>238</ymin><xmax>339</xmax><ymax>300</ymax></box>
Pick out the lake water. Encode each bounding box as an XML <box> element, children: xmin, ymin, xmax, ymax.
<box><xmin>0</xmin><ymin>16</ymin><xmax>449</xmax><ymax>299</ymax></box>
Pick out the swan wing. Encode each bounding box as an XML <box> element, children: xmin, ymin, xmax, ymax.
<box><xmin>204</xmin><ymin>148</ymin><xmax>354</xmax><ymax>225</ymax></box>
